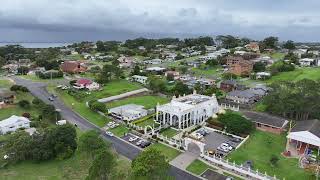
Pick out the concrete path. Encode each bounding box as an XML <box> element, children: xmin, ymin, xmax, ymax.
<box><xmin>170</xmin><ymin>151</ymin><xmax>199</xmax><ymax>170</ymax></box>
<box><xmin>97</xmin><ymin>88</ymin><xmax>149</xmax><ymax>103</ymax></box>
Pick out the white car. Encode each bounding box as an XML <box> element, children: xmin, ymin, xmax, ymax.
<box><xmin>136</xmin><ymin>139</ymin><xmax>144</xmax><ymax>146</ymax></box>
<box><xmin>106</xmin><ymin>131</ymin><xmax>114</xmax><ymax>137</ymax></box>
<box><xmin>194</xmin><ymin>133</ymin><xmax>203</xmax><ymax>139</ymax></box>
<box><xmin>129</xmin><ymin>137</ymin><xmax>138</xmax><ymax>142</ymax></box>
<box><xmin>221</xmin><ymin>143</ymin><xmax>233</xmax><ymax>151</ymax></box>
<box><xmin>217</xmin><ymin>146</ymin><xmax>229</xmax><ymax>152</ymax></box>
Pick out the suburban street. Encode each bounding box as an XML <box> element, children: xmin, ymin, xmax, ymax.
<box><xmin>12</xmin><ymin>77</ymin><xmax>201</xmax><ymax>180</ymax></box>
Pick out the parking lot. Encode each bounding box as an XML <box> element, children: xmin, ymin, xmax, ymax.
<box><xmin>190</xmin><ymin>128</ymin><xmax>243</xmax><ymax>158</ymax></box>
<box><xmin>122</xmin><ymin>133</ymin><xmax>152</xmax><ymax>149</ymax></box>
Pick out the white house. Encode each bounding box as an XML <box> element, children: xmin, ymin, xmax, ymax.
<box><xmin>156</xmin><ymin>91</ymin><xmax>219</xmax><ymax>129</ymax></box>
<box><xmin>299</xmin><ymin>58</ymin><xmax>314</xmax><ymax>66</ymax></box>
<box><xmin>0</xmin><ymin>115</ymin><xmax>30</xmax><ymax>134</ymax></box>
<box><xmin>286</xmin><ymin>120</ymin><xmax>320</xmax><ymax>156</ymax></box>
<box><xmin>74</xmin><ymin>78</ymin><xmax>100</xmax><ymax>91</ymax></box>
<box><xmin>108</xmin><ymin>104</ymin><xmax>148</xmax><ymax>121</ymax></box>
<box><xmin>131</xmin><ymin>75</ymin><xmax>148</xmax><ymax>85</ymax></box>
<box><xmin>256</xmin><ymin>72</ymin><xmax>271</xmax><ymax>79</ymax></box>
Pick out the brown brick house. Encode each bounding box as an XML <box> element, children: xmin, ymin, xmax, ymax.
<box><xmin>226</xmin><ymin>56</ymin><xmax>253</xmax><ymax>76</ymax></box>
<box><xmin>60</xmin><ymin>61</ymin><xmax>87</xmax><ymax>74</ymax></box>
<box><xmin>242</xmin><ymin>111</ymin><xmax>289</xmax><ymax>134</ymax></box>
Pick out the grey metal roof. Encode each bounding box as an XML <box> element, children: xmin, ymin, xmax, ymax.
<box><xmin>242</xmin><ymin>111</ymin><xmax>289</xmax><ymax>128</ymax></box>
<box><xmin>292</xmin><ymin>119</ymin><xmax>320</xmax><ymax>137</ymax></box>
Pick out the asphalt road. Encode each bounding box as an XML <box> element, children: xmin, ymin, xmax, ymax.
<box><xmin>12</xmin><ymin>77</ymin><xmax>202</xmax><ymax>180</ymax></box>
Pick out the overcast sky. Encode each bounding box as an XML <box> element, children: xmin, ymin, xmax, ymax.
<box><xmin>1</xmin><ymin>0</ymin><xmax>320</xmax><ymax>42</ymax></box>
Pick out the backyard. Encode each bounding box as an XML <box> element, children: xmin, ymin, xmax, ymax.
<box><xmin>133</xmin><ymin>115</ymin><xmax>159</xmax><ymax>128</ymax></box>
<box><xmin>228</xmin><ymin>130</ymin><xmax>313</xmax><ymax>180</ymax></box>
<box><xmin>106</xmin><ymin>95</ymin><xmax>169</xmax><ymax>109</ymax></box>
<box><xmin>109</xmin><ymin>124</ymin><xmax>129</xmax><ymax>137</ymax></box>
<box><xmin>190</xmin><ymin>65</ymin><xmax>222</xmax><ymax>78</ymax></box>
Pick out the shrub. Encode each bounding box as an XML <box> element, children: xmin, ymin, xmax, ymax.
<box><xmin>89</xmin><ymin>101</ymin><xmax>107</xmax><ymax>113</ymax></box>
<box><xmin>10</xmin><ymin>85</ymin><xmax>29</xmax><ymax>92</ymax></box>
<box><xmin>217</xmin><ymin>111</ymin><xmax>254</xmax><ymax>135</ymax></box>
<box><xmin>18</xmin><ymin>100</ymin><xmax>30</xmax><ymax>109</ymax></box>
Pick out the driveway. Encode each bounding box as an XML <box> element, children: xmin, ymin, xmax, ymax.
<box><xmin>170</xmin><ymin>151</ymin><xmax>198</xmax><ymax>170</ymax></box>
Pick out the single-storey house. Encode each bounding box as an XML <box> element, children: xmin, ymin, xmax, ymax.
<box><xmin>299</xmin><ymin>58</ymin><xmax>314</xmax><ymax>66</ymax></box>
<box><xmin>164</xmin><ymin>71</ymin><xmax>180</xmax><ymax>80</ymax></box>
<box><xmin>0</xmin><ymin>115</ymin><xmax>30</xmax><ymax>134</ymax></box>
<box><xmin>242</xmin><ymin>111</ymin><xmax>289</xmax><ymax>134</ymax></box>
<box><xmin>146</xmin><ymin>67</ymin><xmax>166</xmax><ymax>74</ymax></box>
<box><xmin>108</xmin><ymin>104</ymin><xmax>148</xmax><ymax>121</ymax></box>
<box><xmin>74</xmin><ymin>78</ymin><xmax>100</xmax><ymax>91</ymax></box>
<box><xmin>131</xmin><ymin>75</ymin><xmax>148</xmax><ymax>85</ymax></box>
<box><xmin>287</xmin><ymin>120</ymin><xmax>320</xmax><ymax>156</ymax></box>
<box><xmin>219</xmin><ymin>80</ymin><xmax>238</xmax><ymax>92</ymax></box>
<box><xmin>60</xmin><ymin>61</ymin><xmax>87</xmax><ymax>74</ymax></box>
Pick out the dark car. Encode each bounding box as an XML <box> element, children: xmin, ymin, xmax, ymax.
<box><xmin>48</xmin><ymin>97</ymin><xmax>54</xmax><ymax>101</ymax></box>
<box><xmin>140</xmin><ymin>141</ymin><xmax>151</xmax><ymax>148</ymax></box>
<box><xmin>230</xmin><ymin>137</ymin><xmax>241</xmax><ymax>143</ymax></box>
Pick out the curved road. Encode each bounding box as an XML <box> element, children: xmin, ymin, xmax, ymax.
<box><xmin>13</xmin><ymin>77</ymin><xmax>201</xmax><ymax>180</ymax></box>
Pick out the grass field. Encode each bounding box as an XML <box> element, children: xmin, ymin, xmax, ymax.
<box><xmin>228</xmin><ymin>130</ymin><xmax>313</xmax><ymax>180</ymax></box>
<box><xmin>106</xmin><ymin>95</ymin><xmax>169</xmax><ymax>109</ymax></box>
<box><xmin>134</xmin><ymin>116</ymin><xmax>159</xmax><ymax>128</ymax></box>
<box><xmin>191</xmin><ymin>66</ymin><xmax>222</xmax><ymax>78</ymax></box>
<box><xmin>147</xmin><ymin>143</ymin><xmax>181</xmax><ymax>161</ymax></box>
<box><xmin>109</xmin><ymin>124</ymin><xmax>129</xmax><ymax>137</ymax></box>
<box><xmin>55</xmin><ymin>89</ymin><xmax>109</xmax><ymax>127</ymax></box>
<box><xmin>186</xmin><ymin>159</ymin><xmax>216</xmax><ymax>175</ymax></box>
<box><xmin>266</xmin><ymin>67</ymin><xmax>320</xmax><ymax>83</ymax></box>
<box><xmin>160</xmin><ymin>128</ymin><xmax>179</xmax><ymax>138</ymax></box>
<box><xmin>91</xmin><ymin>80</ymin><xmax>142</xmax><ymax>100</ymax></box>
<box><xmin>0</xmin><ymin>79</ymin><xmax>13</xmax><ymax>88</ymax></box>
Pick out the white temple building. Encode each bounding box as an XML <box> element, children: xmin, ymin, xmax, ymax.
<box><xmin>156</xmin><ymin>91</ymin><xmax>219</xmax><ymax>129</ymax></box>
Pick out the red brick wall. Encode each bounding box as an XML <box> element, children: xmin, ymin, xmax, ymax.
<box><xmin>256</xmin><ymin>124</ymin><xmax>283</xmax><ymax>134</ymax></box>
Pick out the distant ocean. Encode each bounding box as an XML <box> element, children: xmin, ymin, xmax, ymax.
<box><xmin>0</xmin><ymin>42</ymin><xmax>73</xmax><ymax>48</ymax></box>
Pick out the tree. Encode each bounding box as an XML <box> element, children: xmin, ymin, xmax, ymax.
<box><xmin>86</xmin><ymin>149</ymin><xmax>116</xmax><ymax>180</ymax></box>
<box><xmin>10</xmin><ymin>85</ymin><xmax>29</xmax><ymax>92</ymax></box>
<box><xmin>172</xmin><ymin>81</ymin><xmax>191</xmax><ymax>96</ymax></box>
<box><xmin>148</xmin><ymin>76</ymin><xmax>166</xmax><ymax>93</ymax></box>
<box><xmin>18</xmin><ymin>100</ymin><xmax>30</xmax><ymax>109</ymax></box>
<box><xmin>260</xmin><ymin>36</ymin><xmax>278</xmax><ymax>51</ymax></box>
<box><xmin>166</xmin><ymin>73</ymin><xmax>174</xmax><ymax>81</ymax></box>
<box><xmin>131</xmin><ymin>65</ymin><xmax>141</xmax><ymax>76</ymax></box>
<box><xmin>216</xmin><ymin>35</ymin><xmax>240</xmax><ymax>49</ymax></box>
<box><xmin>222</xmin><ymin>73</ymin><xmax>238</xmax><ymax>80</ymax></box>
<box><xmin>282</xmin><ymin>40</ymin><xmax>295</xmax><ymax>50</ymax></box>
<box><xmin>47</xmin><ymin>124</ymin><xmax>77</xmax><ymax>159</ymax></box>
<box><xmin>4</xmin><ymin>131</ymin><xmax>34</xmax><ymax>162</ymax></box>
<box><xmin>178</xmin><ymin>66</ymin><xmax>188</xmax><ymax>74</ymax></box>
<box><xmin>253</xmin><ymin>62</ymin><xmax>266</xmax><ymax>72</ymax></box>
<box><xmin>217</xmin><ymin>111</ymin><xmax>253</xmax><ymax>135</ymax></box>
<box><xmin>132</xmin><ymin>148</ymin><xmax>170</xmax><ymax>179</ymax></box>
<box><xmin>41</xmin><ymin>104</ymin><xmax>59</xmax><ymax>122</ymax></box>
<box><xmin>79</xmin><ymin>130</ymin><xmax>108</xmax><ymax>155</ymax></box>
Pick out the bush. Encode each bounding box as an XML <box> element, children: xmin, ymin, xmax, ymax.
<box><xmin>18</xmin><ymin>100</ymin><xmax>30</xmax><ymax>109</ymax></box>
<box><xmin>89</xmin><ymin>101</ymin><xmax>107</xmax><ymax>113</ymax></box>
<box><xmin>10</xmin><ymin>85</ymin><xmax>29</xmax><ymax>92</ymax></box>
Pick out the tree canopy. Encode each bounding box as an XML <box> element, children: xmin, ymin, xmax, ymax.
<box><xmin>217</xmin><ymin>111</ymin><xmax>253</xmax><ymax>135</ymax></box>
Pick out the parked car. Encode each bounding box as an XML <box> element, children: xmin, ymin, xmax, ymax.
<box><xmin>129</xmin><ymin>137</ymin><xmax>138</xmax><ymax>142</ymax></box>
<box><xmin>140</xmin><ymin>141</ymin><xmax>151</xmax><ymax>148</ymax></box>
<box><xmin>230</xmin><ymin>137</ymin><xmax>241</xmax><ymax>143</ymax></box>
<box><xmin>136</xmin><ymin>139</ymin><xmax>144</xmax><ymax>146</ymax></box>
<box><xmin>48</xmin><ymin>97</ymin><xmax>54</xmax><ymax>101</ymax></box>
<box><xmin>217</xmin><ymin>146</ymin><xmax>229</xmax><ymax>152</ymax></box>
<box><xmin>106</xmin><ymin>131</ymin><xmax>114</xmax><ymax>137</ymax></box>
<box><xmin>221</xmin><ymin>143</ymin><xmax>233</xmax><ymax>151</ymax></box>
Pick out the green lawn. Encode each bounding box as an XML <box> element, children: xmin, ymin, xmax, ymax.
<box><xmin>266</xmin><ymin>67</ymin><xmax>320</xmax><ymax>83</ymax></box>
<box><xmin>191</xmin><ymin>65</ymin><xmax>222</xmax><ymax>78</ymax></box>
<box><xmin>147</xmin><ymin>143</ymin><xmax>181</xmax><ymax>161</ymax></box>
<box><xmin>263</xmin><ymin>52</ymin><xmax>285</xmax><ymax>60</ymax></box>
<box><xmin>91</xmin><ymin>80</ymin><xmax>142</xmax><ymax>100</ymax></box>
<box><xmin>186</xmin><ymin>159</ymin><xmax>216</xmax><ymax>175</ymax></box>
<box><xmin>228</xmin><ymin>130</ymin><xmax>313</xmax><ymax>180</ymax></box>
<box><xmin>106</xmin><ymin>95</ymin><xmax>169</xmax><ymax>109</ymax></box>
<box><xmin>55</xmin><ymin>89</ymin><xmax>110</xmax><ymax>127</ymax></box>
<box><xmin>160</xmin><ymin>128</ymin><xmax>179</xmax><ymax>138</ymax></box>
<box><xmin>134</xmin><ymin>116</ymin><xmax>159</xmax><ymax>128</ymax></box>
<box><xmin>0</xmin><ymin>79</ymin><xmax>13</xmax><ymax>88</ymax></box>
<box><xmin>109</xmin><ymin>124</ymin><xmax>129</xmax><ymax>137</ymax></box>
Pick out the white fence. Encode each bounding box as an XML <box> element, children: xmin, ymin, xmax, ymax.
<box><xmin>156</xmin><ymin>133</ymin><xmax>183</xmax><ymax>149</ymax></box>
<box><xmin>202</xmin><ymin>154</ymin><xmax>278</xmax><ymax>180</ymax></box>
